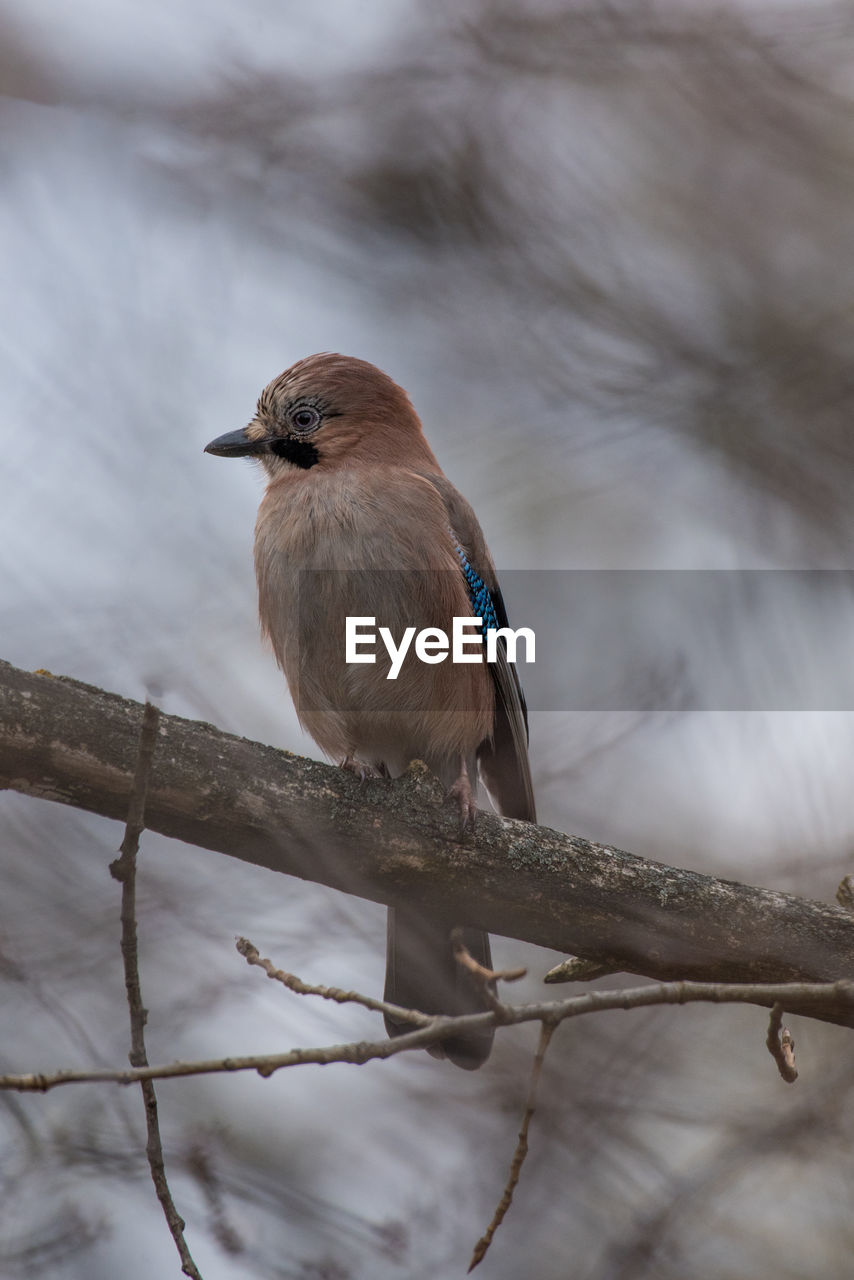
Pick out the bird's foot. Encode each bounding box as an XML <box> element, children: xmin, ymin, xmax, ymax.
<box><xmin>447</xmin><ymin>769</ymin><xmax>477</xmax><ymax>838</ymax></box>
<box><xmin>340</xmin><ymin>756</ymin><xmax>387</xmax><ymax>785</ymax></box>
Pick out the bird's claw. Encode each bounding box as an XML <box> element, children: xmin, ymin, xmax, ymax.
<box><xmin>447</xmin><ymin>773</ymin><xmax>477</xmax><ymax>838</ymax></box>
<box><xmin>340</xmin><ymin>756</ymin><xmax>386</xmax><ymax>785</ymax></box>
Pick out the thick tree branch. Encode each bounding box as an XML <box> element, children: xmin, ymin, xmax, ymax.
<box><xmin>3</xmin><ymin>659</ymin><xmax>854</xmax><ymax>1027</ymax></box>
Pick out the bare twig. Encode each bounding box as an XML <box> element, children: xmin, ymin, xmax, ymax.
<box><xmin>469</xmin><ymin>1021</ymin><xmax>556</xmax><ymax>1272</ymax></box>
<box><xmin>544</xmin><ymin>955</ymin><xmax>626</xmax><ymax>983</ymax></box>
<box><xmin>236</xmin><ymin>936</ymin><xmax>429</xmax><ymax>1026</ymax></box>
<box><xmin>110</xmin><ymin>702</ymin><xmax>202</xmax><ymax>1280</ymax></box>
<box><xmin>451</xmin><ymin>931</ymin><xmax>527</xmax><ymax>1017</ymax></box>
<box><xmin>450</xmin><ymin>930</ymin><xmax>527</xmax><ymax>985</ymax></box>
<box><xmin>766</xmin><ymin>1003</ymin><xmax>798</xmax><ymax>1083</ymax></box>
<box><xmin>2</xmin><ymin>978</ymin><xmax>851</xmax><ymax>1094</ymax></box>
<box><xmin>110</xmin><ymin>702</ymin><xmax>159</xmax><ymax>1067</ymax></box>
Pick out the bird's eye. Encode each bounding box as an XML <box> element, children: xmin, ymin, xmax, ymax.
<box><xmin>290</xmin><ymin>406</ymin><xmax>321</xmax><ymax>434</ymax></box>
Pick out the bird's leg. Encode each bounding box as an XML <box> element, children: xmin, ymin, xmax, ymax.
<box><xmin>447</xmin><ymin>755</ymin><xmax>477</xmax><ymax>837</ymax></box>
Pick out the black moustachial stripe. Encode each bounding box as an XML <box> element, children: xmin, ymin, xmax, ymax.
<box><xmin>270</xmin><ymin>437</ymin><xmax>320</xmax><ymax>469</ymax></box>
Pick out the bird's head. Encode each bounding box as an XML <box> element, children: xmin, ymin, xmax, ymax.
<box><xmin>204</xmin><ymin>353</ymin><xmax>437</xmax><ymax>477</ymax></box>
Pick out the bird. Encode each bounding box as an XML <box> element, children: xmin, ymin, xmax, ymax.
<box><xmin>205</xmin><ymin>353</ymin><xmax>535</xmax><ymax>1069</ymax></box>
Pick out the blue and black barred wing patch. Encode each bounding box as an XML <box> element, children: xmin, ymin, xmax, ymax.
<box><xmin>451</xmin><ymin>534</ymin><xmax>500</xmax><ymax>635</ymax></box>
<box><xmin>450</xmin><ymin>527</ymin><xmax>535</xmax><ymax>822</ymax></box>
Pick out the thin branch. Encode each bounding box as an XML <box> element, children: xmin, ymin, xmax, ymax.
<box><xmin>766</xmin><ymin>1003</ymin><xmax>798</xmax><ymax>1083</ymax></box>
<box><xmin>451</xmin><ymin>930</ymin><xmax>527</xmax><ymax>985</ymax></box>
<box><xmin>236</xmin><ymin>936</ymin><xmax>429</xmax><ymax>1026</ymax></box>
<box><xmin>450</xmin><ymin>930</ymin><xmax>526</xmax><ymax>1017</ymax></box>
<box><xmin>1</xmin><ymin>978</ymin><xmax>851</xmax><ymax>1094</ymax></box>
<box><xmin>544</xmin><ymin>955</ymin><xmax>626</xmax><ymax>983</ymax></box>
<box><xmin>469</xmin><ymin>1020</ymin><xmax>556</xmax><ymax>1272</ymax></box>
<box><xmin>110</xmin><ymin>702</ymin><xmax>160</xmax><ymax>1068</ymax></box>
<box><xmin>110</xmin><ymin>702</ymin><xmax>202</xmax><ymax>1280</ymax></box>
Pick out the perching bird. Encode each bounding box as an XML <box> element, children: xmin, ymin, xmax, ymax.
<box><xmin>205</xmin><ymin>353</ymin><xmax>535</xmax><ymax>1069</ymax></box>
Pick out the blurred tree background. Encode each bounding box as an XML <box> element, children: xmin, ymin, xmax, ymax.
<box><xmin>3</xmin><ymin>1</ymin><xmax>854</xmax><ymax>1276</ymax></box>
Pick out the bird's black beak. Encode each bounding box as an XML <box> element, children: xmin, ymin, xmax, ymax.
<box><xmin>204</xmin><ymin>428</ymin><xmax>266</xmax><ymax>458</ymax></box>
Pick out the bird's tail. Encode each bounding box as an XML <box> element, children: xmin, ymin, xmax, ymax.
<box><xmin>383</xmin><ymin>905</ymin><xmax>494</xmax><ymax>1070</ymax></box>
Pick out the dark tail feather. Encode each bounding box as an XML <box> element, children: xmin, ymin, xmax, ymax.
<box><xmin>383</xmin><ymin>905</ymin><xmax>494</xmax><ymax>1070</ymax></box>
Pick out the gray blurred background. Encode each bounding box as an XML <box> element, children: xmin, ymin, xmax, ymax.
<box><xmin>3</xmin><ymin>1</ymin><xmax>854</xmax><ymax>1276</ymax></box>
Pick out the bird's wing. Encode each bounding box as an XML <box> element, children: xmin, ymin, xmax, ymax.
<box><xmin>421</xmin><ymin>472</ymin><xmax>536</xmax><ymax>823</ymax></box>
